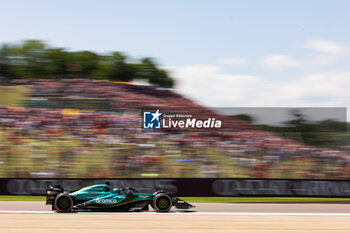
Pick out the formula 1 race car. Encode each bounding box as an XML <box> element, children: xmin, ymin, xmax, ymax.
<box><xmin>46</xmin><ymin>182</ymin><xmax>194</xmax><ymax>212</ymax></box>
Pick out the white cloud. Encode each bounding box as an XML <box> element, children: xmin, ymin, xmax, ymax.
<box><xmin>305</xmin><ymin>39</ymin><xmax>345</xmax><ymax>54</ymax></box>
<box><xmin>303</xmin><ymin>39</ymin><xmax>349</xmax><ymax>66</ymax></box>
<box><xmin>260</xmin><ymin>39</ymin><xmax>347</xmax><ymax>68</ymax></box>
<box><xmin>172</xmin><ymin>65</ymin><xmax>350</xmax><ymax>110</ymax></box>
<box><xmin>261</xmin><ymin>54</ymin><xmax>302</xmax><ymax>67</ymax></box>
<box><xmin>171</xmin><ymin>39</ymin><xmax>350</xmax><ymax>118</ymax></box>
<box><xmin>307</xmin><ymin>54</ymin><xmax>339</xmax><ymax>65</ymax></box>
<box><xmin>260</xmin><ymin>71</ymin><xmax>350</xmax><ymax>107</ymax></box>
<box><xmin>217</xmin><ymin>57</ymin><xmax>247</xmax><ymax>66</ymax></box>
<box><xmin>172</xmin><ymin>65</ymin><xmax>261</xmax><ymax>107</ymax></box>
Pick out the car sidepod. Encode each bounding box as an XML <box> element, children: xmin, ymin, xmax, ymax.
<box><xmin>75</xmin><ymin>193</ymin><xmax>154</xmax><ymax>211</ymax></box>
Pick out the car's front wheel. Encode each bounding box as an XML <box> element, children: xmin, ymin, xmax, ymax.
<box><xmin>54</xmin><ymin>193</ymin><xmax>73</xmax><ymax>212</ymax></box>
<box><xmin>152</xmin><ymin>193</ymin><xmax>172</xmax><ymax>212</ymax></box>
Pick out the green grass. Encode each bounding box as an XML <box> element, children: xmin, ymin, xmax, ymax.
<box><xmin>0</xmin><ymin>85</ymin><xmax>28</xmax><ymax>105</ymax></box>
<box><xmin>0</xmin><ymin>196</ymin><xmax>46</xmax><ymax>201</ymax></box>
<box><xmin>1</xmin><ymin>196</ymin><xmax>350</xmax><ymax>203</ymax></box>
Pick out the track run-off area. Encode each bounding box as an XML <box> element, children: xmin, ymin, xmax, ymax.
<box><xmin>1</xmin><ymin>202</ymin><xmax>350</xmax><ymax>232</ymax></box>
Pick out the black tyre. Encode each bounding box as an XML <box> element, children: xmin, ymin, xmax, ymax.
<box><xmin>152</xmin><ymin>193</ymin><xmax>172</xmax><ymax>212</ymax></box>
<box><xmin>54</xmin><ymin>193</ymin><xmax>73</xmax><ymax>212</ymax></box>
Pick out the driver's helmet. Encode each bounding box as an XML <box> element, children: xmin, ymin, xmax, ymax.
<box><xmin>112</xmin><ymin>188</ymin><xmax>120</xmax><ymax>193</ymax></box>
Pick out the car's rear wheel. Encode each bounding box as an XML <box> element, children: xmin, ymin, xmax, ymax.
<box><xmin>54</xmin><ymin>193</ymin><xmax>73</xmax><ymax>212</ymax></box>
<box><xmin>152</xmin><ymin>193</ymin><xmax>172</xmax><ymax>212</ymax></box>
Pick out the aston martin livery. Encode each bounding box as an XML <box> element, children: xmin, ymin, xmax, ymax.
<box><xmin>46</xmin><ymin>182</ymin><xmax>194</xmax><ymax>212</ymax></box>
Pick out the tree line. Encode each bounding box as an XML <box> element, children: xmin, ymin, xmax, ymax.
<box><xmin>0</xmin><ymin>40</ymin><xmax>174</xmax><ymax>88</ymax></box>
<box><xmin>233</xmin><ymin>112</ymin><xmax>349</xmax><ymax>150</ymax></box>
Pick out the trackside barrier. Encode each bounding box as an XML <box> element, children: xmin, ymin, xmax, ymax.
<box><xmin>1</xmin><ymin>178</ymin><xmax>350</xmax><ymax>197</ymax></box>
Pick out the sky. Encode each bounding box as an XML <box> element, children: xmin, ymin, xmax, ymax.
<box><xmin>1</xmin><ymin>0</ymin><xmax>350</xmax><ymax>118</ymax></box>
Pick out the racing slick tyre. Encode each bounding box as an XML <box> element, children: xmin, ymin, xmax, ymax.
<box><xmin>152</xmin><ymin>193</ymin><xmax>172</xmax><ymax>212</ymax></box>
<box><xmin>54</xmin><ymin>193</ymin><xmax>73</xmax><ymax>212</ymax></box>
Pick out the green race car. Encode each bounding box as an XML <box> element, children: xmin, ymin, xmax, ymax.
<box><xmin>46</xmin><ymin>182</ymin><xmax>194</xmax><ymax>213</ymax></box>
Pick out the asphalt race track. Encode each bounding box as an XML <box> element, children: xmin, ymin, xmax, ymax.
<box><xmin>1</xmin><ymin>202</ymin><xmax>350</xmax><ymax>232</ymax></box>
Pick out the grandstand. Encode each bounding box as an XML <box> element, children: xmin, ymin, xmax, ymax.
<box><xmin>0</xmin><ymin>79</ymin><xmax>349</xmax><ymax>179</ymax></box>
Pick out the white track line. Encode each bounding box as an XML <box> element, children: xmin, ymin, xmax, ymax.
<box><xmin>0</xmin><ymin>210</ymin><xmax>54</xmax><ymax>214</ymax></box>
<box><xmin>1</xmin><ymin>210</ymin><xmax>350</xmax><ymax>216</ymax></box>
<box><xmin>180</xmin><ymin>212</ymin><xmax>350</xmax><ymax>216</ymax></box>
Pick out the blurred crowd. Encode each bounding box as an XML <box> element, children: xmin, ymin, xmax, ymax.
<box><xmin>0</xmin><ymin>79</ymin><xmax>349</xmax><ymax>179</ymax></box>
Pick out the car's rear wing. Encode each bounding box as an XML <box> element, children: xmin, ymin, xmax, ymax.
<box><xmin>45</xmin><ymin>185</ymin><xmax>64</xmax><ymax>205</ymax></box>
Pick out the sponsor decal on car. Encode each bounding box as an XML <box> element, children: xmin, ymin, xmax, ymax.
<box><xmin>96</xmin><ymin>199</ymin><xmax>119</xmax><ymax>204</ymax></box>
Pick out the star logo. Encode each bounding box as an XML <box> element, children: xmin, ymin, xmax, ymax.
<box><xmin>150</xmin><ymin>109</ymin><xmax>162</xmax><ymax>122</ymax></box>
<box><xmin>143</xmin><ymin>109</ymin><xmax>162</xmax><ymax>129</ymax></box>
